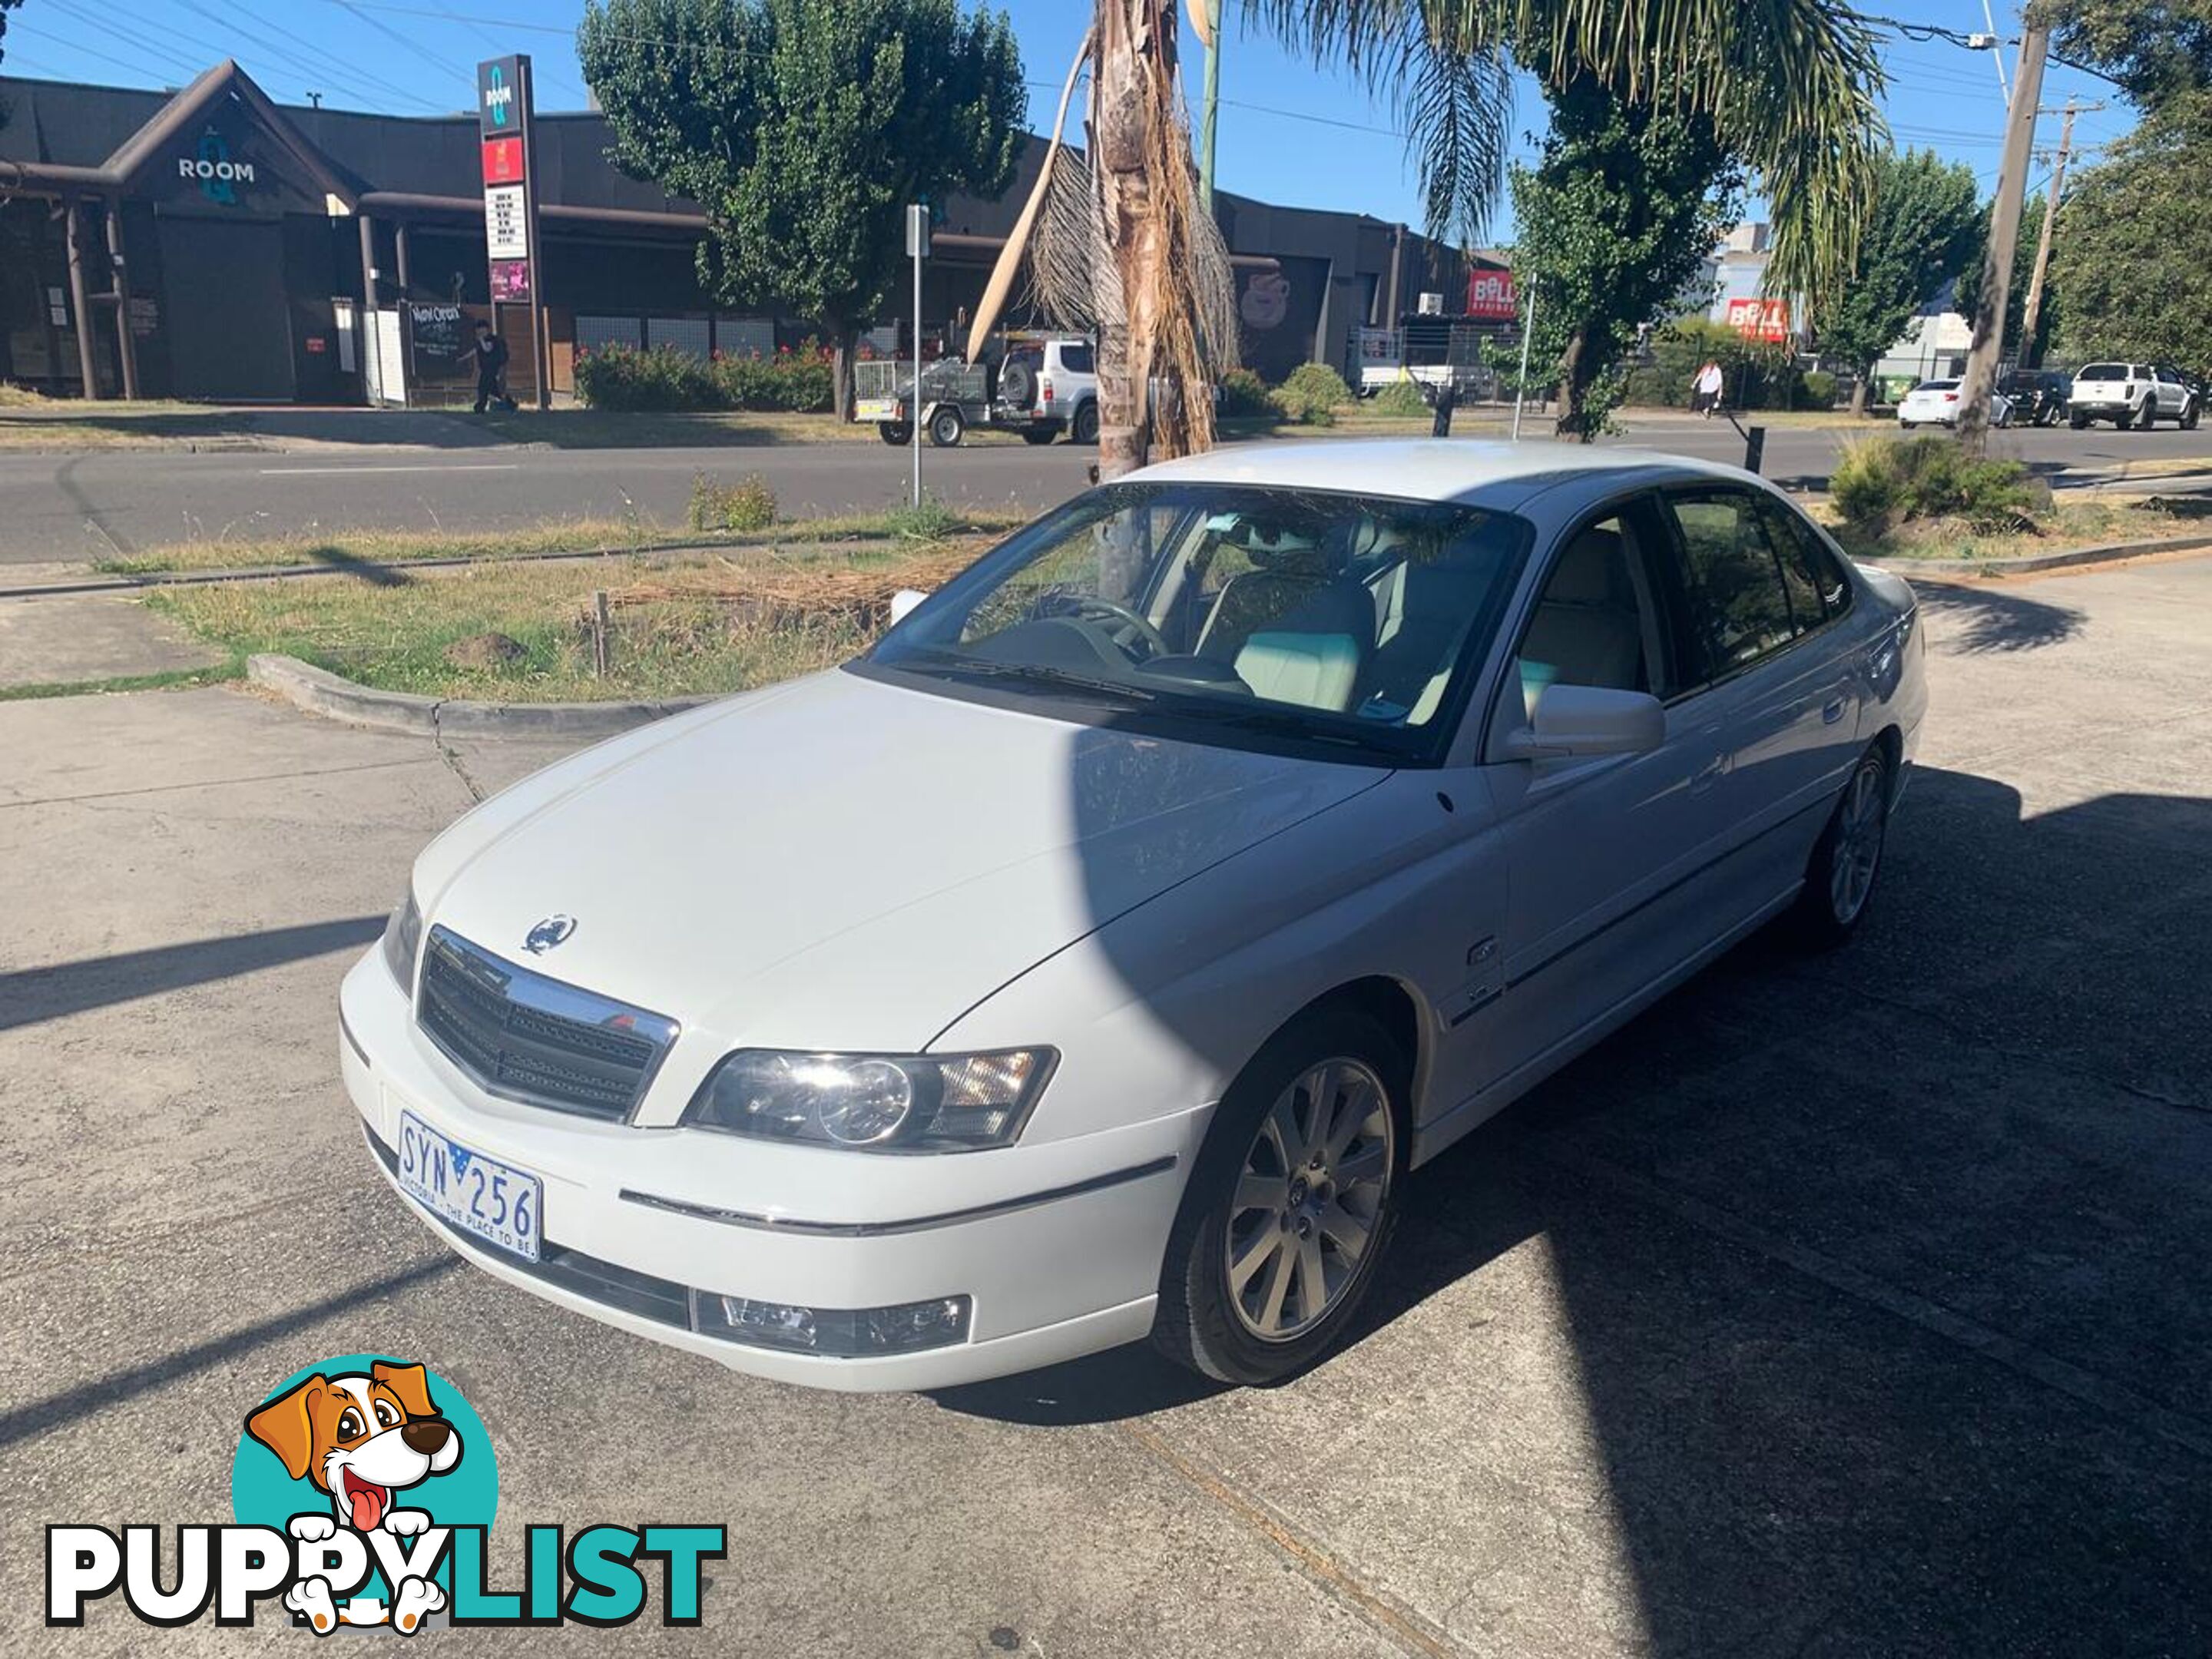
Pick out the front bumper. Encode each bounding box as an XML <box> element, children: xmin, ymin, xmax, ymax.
<box><xmin>339</xmin><ymin>950</ymin><xmax>1210</xmax><ymax>1390</ymax></box>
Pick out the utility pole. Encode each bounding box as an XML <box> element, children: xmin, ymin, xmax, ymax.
<box><xmin>1194</xmin><ymin>0</ymin><xmax>1220</xmax><ymax>214</ymax></box>
<box><xmin>2020</xmin><ymin>97</ymin><xmax>2100</xmax><ymax>367</ymax></box>
<box><xmin>1958</xmin><ymin>22</ymin><xmax>2047</xmax><ymax>455</ymax></box>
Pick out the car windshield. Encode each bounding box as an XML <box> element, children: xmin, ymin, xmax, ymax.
<box><xmin>2078</xmin><ymin>363</ymin><xmax>2128</xmax><ymax>380</ymax></box>
<box><xmin>863</xmin><ymin>482</ymin><xmax>1532</xmax><ymax>763</ymax></box>
<box><xmin>1915</xmin><ymin>380</ymin><xmax>1958</xmax><ymax>392</ymax></box>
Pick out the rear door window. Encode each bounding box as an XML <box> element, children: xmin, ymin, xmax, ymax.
<box><xmin>1753</xmin><ymin>496</ymin><xmax>1853</xmax><ymax>627</ymax></box>
<box><xmin>1662</xmin><ymin>490</ymin><xmax>1799</xmax><ymax>680</ymax></box>
<box><xmin>1055</xmin><ymin>343</ymin><xmax>1094</xmax><ymax>374</ymax></box>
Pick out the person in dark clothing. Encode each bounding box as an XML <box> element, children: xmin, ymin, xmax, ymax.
<box><xmin>463</xmin><ymin>322</ymin><xmax>515</xmax><ymax>413</ymax></box>
<box><xmin>1430</xmin><ymin>377</ymin><xmax>1458</xmax><ymax>438</ymax></box>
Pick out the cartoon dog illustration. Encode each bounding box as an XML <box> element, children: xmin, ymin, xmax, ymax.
<box><xmin>243</xmin><ymin>1360</ymin><xmax>462</xmax><ymax>1634</ymax></box>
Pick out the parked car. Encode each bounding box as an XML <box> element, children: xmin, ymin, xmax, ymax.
<box><xmin>1897</xmin><ymin>378</ymin><xmax>2012</xmax><ymax>429</ymax></box>
<box><xmin>2068</xmin><ymin>361</ymin><xmax>2199</xmax><ymax>429</ymax></box>
<box><xmin>347</xmin><ymin>442</ymin><xmax>1927</xmax><ymax>1391</ymax></box>
<box><xmin>853</xmin><ymin>335</ymin><xmax>1099</xmax><ymax>448</ymax></box>
<box><xmin>1998</xmin><ymin>368</ymin><xmax>2071</xmax><ymax>426</ymax></box>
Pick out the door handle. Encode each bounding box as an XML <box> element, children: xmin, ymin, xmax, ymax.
<box><xmin>1690</xmin><ymin>754</ymin><xmax>1727</xmax><ymax>794</ymax></box>
<box><xmin>1822</xmin><ymin>697</ymin><xmax>1846</xmax><ymax>725</ymax></box>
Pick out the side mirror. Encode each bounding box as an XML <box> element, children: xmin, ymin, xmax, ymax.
<box><xmin>1504</xmin><ymin>684</ymin><xmax>1665</xmax><ymax>760</ymax></box>
<box><xmin>887</xmin><ymin>588</ymin><xmax>929</xmax><ymax>625</ymax></box>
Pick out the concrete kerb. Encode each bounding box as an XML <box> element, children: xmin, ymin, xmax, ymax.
<box><xmin>1872</xmin><ymin>531</ymin><xmax>2212</xmax><ymax>578</ymax></box>
<box><xmin>247</xmin><ymin>654</ymin><xmax>714</xmax><ymax>740</ymax></box>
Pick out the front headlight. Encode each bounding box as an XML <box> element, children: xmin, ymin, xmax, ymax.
<box><xmin>381</xmin><ymin>887</ymin><xmax>423</xmax><ymax>992</ymax></box>
<box><xmin>684</xmin><ymin>1048</ymin><xmax>1055</xmax><ymax>1151</ymax></box>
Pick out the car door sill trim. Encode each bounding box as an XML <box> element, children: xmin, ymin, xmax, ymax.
<box><xmin>618</xmin><ymin>1156</ymin><xmax>1180</xmax><ymax>1237</ymax></box>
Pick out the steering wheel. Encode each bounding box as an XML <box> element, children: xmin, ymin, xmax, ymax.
<box><xmin>1056</xmin><ymin>594</ymin><xmax>1173</xmax><ymax>661</ymax></box>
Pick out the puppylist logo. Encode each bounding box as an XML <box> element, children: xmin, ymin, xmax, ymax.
<box><xmin>45</xmin><ymin>1353</ymin><xmax>724</xmax><ymax>1634</ymax></box>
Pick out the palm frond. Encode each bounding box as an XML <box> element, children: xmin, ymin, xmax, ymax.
<box><xmin>1243</xmin><ymin>0</ymin><xmax>1887</xmax><ymax>310</ymax></box>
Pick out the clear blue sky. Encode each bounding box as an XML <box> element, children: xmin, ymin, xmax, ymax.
<box><xmin>2</xmin><ymin>0</ymin><xmax>2137</xmax><ymax>238</ymax></box>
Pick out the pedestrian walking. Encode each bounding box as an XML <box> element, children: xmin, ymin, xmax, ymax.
<box><xmin>461</xmin><ymin>320</ymin><xmax>517</xmax><ymax>413</ymax></box>
<box><xmin>1430</xmin><ymin>377</ymin><xmax>1459</xmax><ymax>438</ymax></box>
<box><xmin>1693</xmin><ymin>359</ymin><xmax>1725</xmax><ymax>418</ymax></box>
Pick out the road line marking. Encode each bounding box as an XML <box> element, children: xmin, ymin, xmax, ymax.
<box><xmin>255</xmin><ymin>464</ymin><xmax>522</xmax><ymax>475</ymax></box>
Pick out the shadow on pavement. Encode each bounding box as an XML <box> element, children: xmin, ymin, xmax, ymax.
<box><xmin>943</xmin><ymin>764</ymin><xmax>2212</xmax><ymax>1652</ymax></box>
<box><xmin>1909</xmin><ymin>577</ymin><xmax>2085</xmax><ymax>654</ymax></box>
<box><xmin>0</xmin><ymin>1256</ymin><xmax>462</xmax><ymax>1451</ymax></box>
<box><xmin>0</xmin><ymin>915</ymin><xmax>385</xmax><ymax>1031</ymax></box>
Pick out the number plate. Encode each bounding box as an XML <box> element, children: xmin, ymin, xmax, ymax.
<box><xmin>396</xmin><ymin>1111</ymin><xmax>541</xmax><ymax>1262</ymax></box>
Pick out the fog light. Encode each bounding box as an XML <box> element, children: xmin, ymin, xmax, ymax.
<box><xmin>690</xmin><ymin>1290</ymin><xmax>972</xmax><ymax>1356</ymax></box>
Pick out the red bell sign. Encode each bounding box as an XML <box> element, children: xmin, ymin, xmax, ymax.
<box><xmin>1465</xmin><ymin>268</ymin><xmax>1518</xmax><ymax>321</ymax></box>
<box><xmin>482</xmin><ymin>137</ymin><xmax>524</xmax><ymax>185</ymax></box>
<box><xmin>1725</xmin><ymin>297</ymin><xmax>1792</xmax><ymax>343</ymax></box>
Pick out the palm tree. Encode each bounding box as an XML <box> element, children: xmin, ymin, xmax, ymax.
<box><xmin>1246</xmin><ymin>0</ymin><xmax>1886</xmax><ymax>316</ymax></box>
<box><xmin>969</xmin><ymin>2</ymin><xmax>1237</xmax><ymax>482</ymax></box>
<box><xmin>980</xmin><ymin>1</ymin><xmax>1883</xmax><ymax>478</ymax></box>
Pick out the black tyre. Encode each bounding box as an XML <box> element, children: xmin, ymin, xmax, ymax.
<box><xmin>2121</xmin><ymin>400</ymin><xmax>2141</xmax><ymax>430</ymax></box>
<box><xmin>1790</xmin><ymin>743</ymin><xmax>1892</xmax><ymax>949</ymax></box>
<box><xmin>2185</xmin><ymin>399</ymin><xmax>2201</xmax><ymax>431</ymax></box>
<box><xmin>1071</xmin><ymin>401</ymin><xmax>1100</xmax><ymax>445</ymax></box>
<box><xmin>878</xmin><ymin>420</ymin><xmax>912</xmax><ymax>446</ymax></box>
<box><xmin>2069</xmin><ymin>411</ymin><xmax>2090</xmax><ymax>430</ymax></box>
<box><xmin>1153</xmin><ymin>1007</ymin><xmax>1408</xmax><ymax>1386</ymax></box>
<box><xmin>1021</xmin><ymin>426</ymin><xmax>1058</xmax><ymax>445</ymax></box>
<box><xmin>928</xmin><ymin>406</ymin><xmax>965</xmax><ymax>448</ymax></box>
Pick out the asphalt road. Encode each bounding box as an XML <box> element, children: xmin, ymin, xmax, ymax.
<box><xmin>3</xmin><ymin>553</ymin><xmax>2209</xmax><ymax>1654</ymax></box>
<box><xmin>7</xmin><ymin>417</ymin><xmax>2212</xmax><ymax>565</ymax></box>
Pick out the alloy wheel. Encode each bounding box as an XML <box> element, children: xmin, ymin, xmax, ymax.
<box><xmin>1223</xmin><ymin>1058</ymin><xmax>1394</xmax><ymax>1343</ymax></box>
<box><xmin>1830</xmin><ymin>760</ymin><xmax>1887</xmax><ymax>924</ymax></box>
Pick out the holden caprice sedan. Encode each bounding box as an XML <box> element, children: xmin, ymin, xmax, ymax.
<box><xmin>343</xmin><ymin>441</ymin><xmax>1926</xmax><ymax>1390</ymax></box>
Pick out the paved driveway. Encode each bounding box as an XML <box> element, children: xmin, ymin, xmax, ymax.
<box><xmin>3</xmin><ymin>556</ymin><xmax>2208</xmax><ymax>1655</ymax></box>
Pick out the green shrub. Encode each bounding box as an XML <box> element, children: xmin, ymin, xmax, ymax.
<box><xmin>689</xmin><ymin>472</ymin><xmax>777</xmax><ymax>532</ymax></box>
<box><xmin>1275</xmin><ymin>361</ymin><xmax>1353</xmax><ymax>425</ymax></box>
<box><xmin>574</xmin><ymin>343</ymin><xmax>719</xmax><ymax>412</ymax></box>
<box><xmin>1801</xmin><ymin>369</ymin><xmax>1838</xmax><ymax>410</ymax></box>
<box><xmin>710</xmin><ymin>340</ymin><xmax>834</xmax><ymax>412</ymax></box>
<box><xmin>1367</xmin><ymin>376</ymin><xmax>1431</xmax><ymax>417</ymax></box>
<box><xmin>1216</xmin><ymin>367</ymin><xmax>1275</xmax><ymax>419</ymax></box>
<box><xmin>883</xmin><ymin>493</ymin><xmax>962</xmax><ymax>541</ymax></box>
<box><xmin>573</xmin><ymin>338</ymin><xmax>834</xmax><ymax>412</ymax></box>
<box><xmin>1830</xmin><ymin>436</ymin><xmax>2040</xmax><ymax>531</ymax></box>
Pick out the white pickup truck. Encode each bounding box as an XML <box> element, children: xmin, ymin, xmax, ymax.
<box><xmin>2068</xmin><ymin>362</ymin><xmax>2200</xmax><ymax>431</ymax></box>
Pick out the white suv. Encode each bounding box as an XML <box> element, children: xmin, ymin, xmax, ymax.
<box><xmin>999</xmin><ymin>338</ymin><xmax>1100</xmax><ymax>445</ymax></box>
<box><xmin>2068</xmin><ymin>362</ymin><xmax>2200</xmax><ymax>430</ymax></box>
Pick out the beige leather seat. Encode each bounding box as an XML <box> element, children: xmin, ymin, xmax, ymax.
<box><xmin>1519</xmin><ymin>525</ymin><xmax>1645</xmax><ymax>715</ymax></box>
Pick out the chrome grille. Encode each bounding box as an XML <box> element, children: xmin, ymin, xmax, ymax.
<box><xmin>416</xmin><ymin>926</ymin><xmax>676</xmax><ymax>1121</ymax></box>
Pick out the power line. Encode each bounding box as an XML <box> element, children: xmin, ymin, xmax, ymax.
<box><xmin>170</xmin><ymin>0</ymin><xmax>454</xmax><ymax>112</ymax></box>
<box><xmin>15</xmin><ymin>16</ymin><xmax>201</xmax><ymax>85</ymax></box>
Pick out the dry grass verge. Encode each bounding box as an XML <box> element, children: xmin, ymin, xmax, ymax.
<box><xmin>1816</xmin><ymin>495</ymin><xmax>2212</xmax><ymax>564</ymax></box>
<box><xmin>98</xmin><ymin>505</ymin><xmax>1028</xmax><ymax>577</ymax></box>
<box><xmin>145</xmin><ymin>538</ymin><xmax>989</xmax><ymax>704</ymax></box>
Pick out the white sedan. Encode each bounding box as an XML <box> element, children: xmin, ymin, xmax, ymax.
<box><xmin>343</xmin><ymin>441</ymin><xmax>1926</xmax><ymax>1390</ymax></box>
<box><xmin>1897</xmin><ymin>378</ymin><xmax>2012</xmax><ymax>429</ymax></box>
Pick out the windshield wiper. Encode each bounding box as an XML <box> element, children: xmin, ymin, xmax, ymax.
<box><xmin>901</xmin><ymin>655</ymin><xmax>1165</xmax><ymax>704</ymax></box>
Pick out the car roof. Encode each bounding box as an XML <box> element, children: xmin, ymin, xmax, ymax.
<box><xmin>1124</xmin><ymin>438</ymin><xmax>1763</xmax><ymax>510</ymax></box>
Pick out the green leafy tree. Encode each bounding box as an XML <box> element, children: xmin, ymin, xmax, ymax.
<box><xmin>1506</xmin><ymin>75</ymin><xmax>1743</xmax><ymax>439</ymax></box>
<box><xmin>2034</xmin><ymin>0</ymin><xmax>2212</xmax><ymax>111</ymax></box>
<box><xmin>2051</xmin><ymin>111</ymin><xmax>2212</xmax><ymax>369</ymax></box>
<box><xmin>1956</xmin><ymin>196</ymin><xmax>2053</xmax><ymax>365</ymax></box>
<box><xmin>578</xmin><ymin>0</ymin><xmax>1025</xmax><ymax>417</ymax></box>
<box><xmin>1818</xmin><ymin>150</ymin><xmax>1982</xmax><ymax>413</ymax></box>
